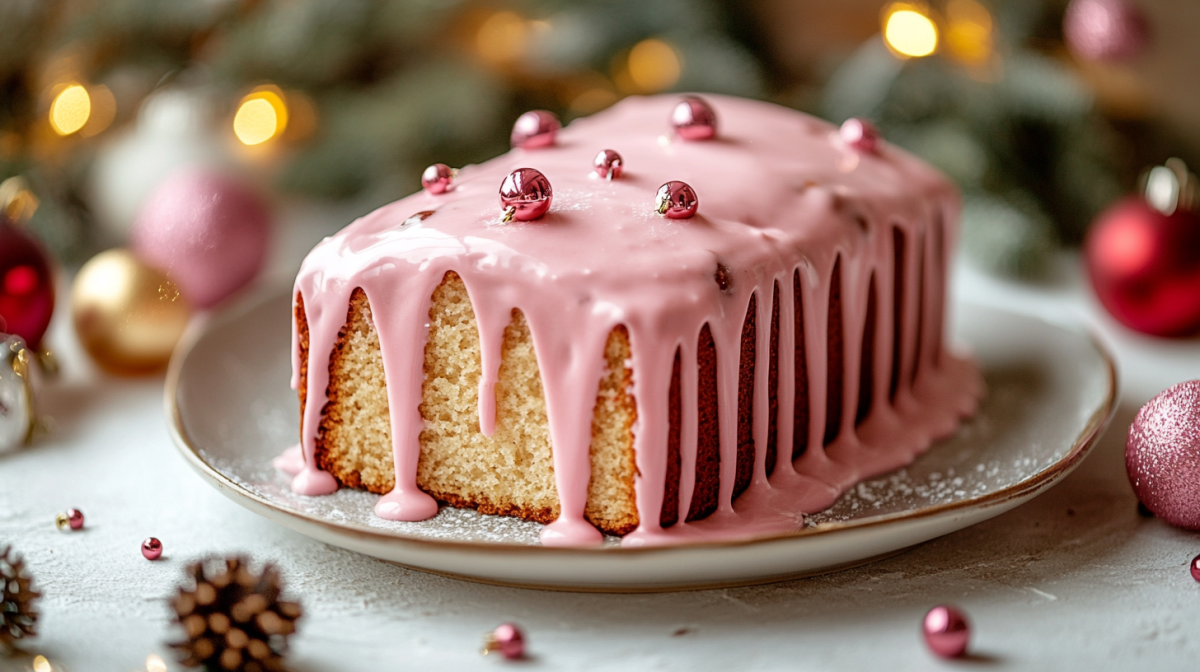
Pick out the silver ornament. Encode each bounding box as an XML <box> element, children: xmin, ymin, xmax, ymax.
<box><xmin>0</xmin><ymin>335</ymin><xmax>38</xmax><ymax>453</ymax></box>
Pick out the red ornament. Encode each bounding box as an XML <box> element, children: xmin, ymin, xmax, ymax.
<box><xmin>594</xmin><ymin>149</ymin><xmax>623</xmax><ymax>180</ymax></box>
<box><xmin>1191</xmin><ymin>554</ymin><xmax>1200</xmax><ymax>582</ymax></box>
<box><xmin>1085</xmin><ymin>193</ymin><xmax>1200</xmax><ymax>336</ymax></box>
<box><xmin>421</xmin><ymin>164</ymin><xmax>454</xmax><ymax>194</ymax></box>
<box><xmin>840</xmin><ymin>118</ymin><xmax>880</xmax><ymax>153</ymax></box>
<box><xmin>655</xmin><ymin>181</ymin><xmax>698</xmax><ymax>219</ymax></box>
<box><xmin>671</xmin><ymin>97</ymin><xmax>717</xmax><ymax>141</ymax></box>
<box><xmin>510</xmin><ymin>111</ymin><xmax>560</xmax><ymax>149</ymax></box>
<box><xmin>499</xmin><ymin>169</ymin><xmax>553</xmax><ymax>222</ymax></box>
<box><xmin>0</xmin><ymin>217</ymin><xmax>55</xmax><ymax>349</ymax></box>
<box><xmin>1064</xmin><ymin>0</ymin><xmax>1150</xmax><ymax>62</ymax></box>
<box><xmin>1126</xmin><ymin>380</ymin><xmax>1200</xmax><ymax>530</ymax></box>
<box><xmin>55</xmin><ymin>508</ymin><xmax>84</xmax><ymax>531</ymax></box>
<box><xmin>142</xmin><ymin>537</ymin><xmax>163</xmax><ymax>560</ymax></box>
<box><xmin>922</xmin><ymin>605</ymin><xmax>970</xmax><ymax>658</ymax></box>
<box><xmin>483</xmin><ymin>622</ymin><xmax>525</xmax><ymax>660</ymax></box>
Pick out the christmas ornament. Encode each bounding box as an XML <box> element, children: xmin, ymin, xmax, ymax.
<box><xmin>499</xmin><ymin>169</ymin><xmax>553</xmax><ymax>222</ymax></box>
<box><xmin>169</xmin><ymin>556</ymin><xmax>302</xmax><ymax>672</ymax></box>
<box><xmin>593</xmin><ymin>150</ymin><xmax>624</xmax><ymax>180</ymax></box>
<box><xmin>0</xmin><ymin>215</ymin><xmax>55</xmax><ymax>350</ymax></box>
<box><xmin>143</xmin><ymin>537</ymin><xmax>163</xmax><ymax>561</ymax></box>
<box><xmin>421</xmin><ymin>164</ymin><xmax>455</xmax><ymax>194</ymax></box>
<box><xmin>55</xmin><ymin>508</ymin><xmax>84</xmax><ymax>531</ymax></box>
<box><xmin>922</xmin><ymin>605</ymin><xmax>970</xmax><ymax>658</ymax></box>
<box><xmin>655</xmin><ymin>181</ymin><xmax>699</xmax><ymax>219</ymax></box>
<box><xmin>131</xmin><ymin>168</ymin><xmax>272</xmax><ymax>309</ymax></box>
<box><xmin>510</xmin><ymin>111</ymin><xmax>560</xmax><ymax>149</ymax></box>
<box><xmin>72</xmin><ymin>249</ymin><xmax>192</xmax><ymax>375</ymax></box>
<box><xmin>1085</xmin><ymin>159</ymin><xmax>1200</xmax><ymax>337</ymax></box>
<box><xmin>839</xmin><ymin>118</ymin><xmax>879</xmax><ymax>153</ymax></box>
<box><xmin>1191</xmin><ymin>554</ymin><xmax>1200</xmax><ymax>582</ymax></box>
<box><xmin>482</xmin><ymin>622</ymin><xmax>525</xmax><ymax>660</ymax></box>
<box><xmin>1064</xmin><ymin>0</ymin><xmax>1150</xmax><ymax>63</ymax></box>
<box><xmin>0</xmin><ymin>546</ymin><xmax>40</xmax><ymax>653</ymax></box>
<box><xmin>671</xmin><ymin>97</ymin><xmax>717</xmax><ymax>141</ymax></box>
<box><xmin>0</xmin><ymin>335</ymin><xmax>38</xmax><ymax>454</ymax></box>
<box><xmin>1126</xmin><ymin>379</ymin><xmax>1200</xmax><ymax>530</ymax></box>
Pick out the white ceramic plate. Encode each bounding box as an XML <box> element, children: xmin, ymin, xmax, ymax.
<box><xmin>166</xmin><ymin>292</ymin><xmax>1115</xmax><ymax>592</ymax></box>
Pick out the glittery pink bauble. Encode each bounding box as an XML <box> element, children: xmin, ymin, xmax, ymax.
<box><xmin>594</xmin><ymin>149</ymin><xmax>624</xmax><ymax>180</ymax></box>
<box><xmin>491</xmin><ymin>623</ymin><xmax>525</xmax><ymax>660</ymax></box>
<box><xmin>923</xmin><ymin>605</ymin><xmax>969</xmax><ymax>658</ymax></box>
<box><xmin>499</xmin><ymin>168</ymin><xmax>553</xmax><ymax>222</ymax></box>
<box><xmin>421</xmin><ymin>164</ymin><xmax>454</xmax><ymax>194</ymax></box>
<box><xmin>0</xmin><ymin>217</ymin><xmax>55</xmax><ymax>349</ymax></box>
<box><xmin>66</xmin><ymin>508</ymin><xmax>84</xmax><ymax>530</ymax></box>
<box><xmin>840</xmin><ymin>118</ymin><xmax>880</xmax><ymax>153</ymax></box>
<box><xmin>141</xmin><ymin>537</ymin><xmax>162</xmax><ymax>560</ymax></box>
<box><xmin>655</xmin><ymin>181</ymin><xmax>698</xmax><ymax>219</ymax></box>
<box><xmin>671</xmin><ymin>96</ymin><xmax>717</xmax><ymax>141</ymax></box>
<box><xmin>510</xmin><ymin>110</ymin><xmax>560</xmax><ymax>149</ymax></box>
<box><xmin>1064</xmin><ymin>0</ymin><xmax>1150</xmax><ymax>62</ymax></box>
<box><xmin>1191</xmin><ymin>554</ymin><xmax>1200</xmax><ymax>582</ymax></box>
<box><xmin>131</xmin><ymin>169</ymin><xmax>271</xmax><ymax>309</ymax></box>
<box><xmin>1126</xmin><ymin>380</ymin><xmax>1200</xmax><ymax>529</ymax></box>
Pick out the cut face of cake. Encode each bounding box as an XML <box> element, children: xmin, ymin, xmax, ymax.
<box><xmin>287</xmin><ymin>94</ymin><xmax>984</xmax><ymax>548</ymax></box>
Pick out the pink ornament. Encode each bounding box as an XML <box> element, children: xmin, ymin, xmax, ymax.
<box><xmin>655</xmin><ymin>181</ymin><xmax>698</xmax><ymax>219</ymax></box>
<box><xmin>1191</xmin><ymin>554</ymin><xmax>1200</xmax><ymax>582</ymax></box>
<box><xmin>499</xmin><ymin>168</ymin><xmax>553</xmax><ymax>222</ymax></box>
<box><xmin>1064</xmin><ymin>0</ymin><xmax>1150</xmax><ymax>62</ymax></box>
<box><xmin>484</xmin><ymin>622</ymin><xmax>525</xmax><ymax>660</ymax></box>
<box><xmin>0</xmin><ymin>217</ymin><xmax>55</xmax><ymax>349</ymax></box>
<box><xmin>594</xmin><ymin>149</ymin><xmax>623</xmax><ymax>180</ymax></box>
<box><xmin>66</xmin><ymin>508</ymin><xmax>84</xmax><ymax>530</ymax></box>
<box><xmin>923</xmin><ymin>605</ymin><xmax>970</xmax><ymax>658</ymax></box>
<box><xmin>511</xmin><ymin>110</ymin><xmax>560</xmax><ymax>149</ymax></box>
<box><xmin>421</xmin><ymin>164</ymin><xmax>455</xmax><ymax>194</ymax></box>
<box><xmin>131</xmin><ymin>168</ymin><xmax>271</xmax><ymax>309</ymax></box>
<box><xmin>671</xmin><ymin>96</ymin><xmax>717</xmax><ymax>141</ymax></box>
<box><xmin>840</xmin><ymin>118</ymin><xmax>880</xmax><ymax>153</ymax></box>
<box><xmin>1127</xmin><ymin>380</ymin><xmax>1200</xmax><ymax>529</ymax></box>
<box><xmin>141</xmin><ymin>537</ymin><xmax>162</xmax><ymax>560</ymax></box>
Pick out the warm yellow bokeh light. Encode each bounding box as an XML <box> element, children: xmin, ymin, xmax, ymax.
<box><xmin>49</xmin><ymin>84</ymin><xmax>91</xmax><ymax>136</ymax></box>
<box><xmin>33</xmin><ymin>655</ymin><xmax>51</xmax><ymax>672</ymax></box>
<box><xmin>477</xmin><ymin>11</ymin><xmax>527</xmax><ymax>63</ymax></box>
<box><xmin>884</xmin><ymin>6</ymin><xmax>939</xmax><ymax>58</ymax></box>
<box><xmin>146</xmin><ymin>654</ymin><xmax>168</xmax><ymax>672</ymax></box>
<box><xmin>946</xmin><ymin>0</ymin><xmax>993</xmax><ymax>64</ymax></box>
<box><xmin>627</xmin><ymin>39</ymin><xmax>681</xmax><ymax>93</ymax></box>
<box><xmin>233</xmin><ymin>89</ymin><xmax>288</xmax><ymax>146</ymax></box>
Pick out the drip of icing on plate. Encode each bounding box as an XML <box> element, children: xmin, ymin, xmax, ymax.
<box><xmin>287</xmin><ymin>94</ymin><xmax>983</xmax><ymax>548</ymax></box>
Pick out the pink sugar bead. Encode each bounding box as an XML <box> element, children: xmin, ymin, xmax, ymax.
<box><xmin>655</xmin><ymin>181</ymin><xmax>698</xmax><ymax>219</ymax></box>
<box><xmin>593</xmin><ymin>149</ymin><xmax>623</xmax><ymax>180</ymax></box>
<box><xmin>1191</xmin><ymin>554</ymin><xmax>1200</xmax><ymax>582</ymax></box>
<box><xmin>923</xmin><ymin>605</ymin><xmax>970</xmax><ymax>658</ymax></box>
<box><xmin>421</xmin><ymin>164</ymin><xmax>454</xmax><ymax>194</ymax></box>
<box><xmin>499</xmin><ymin>169</ymin><xmax>553</xmax><ymax>222</ymax></box>
<box><xmin>141</xmin><ymin>537</ymin><xmax>162</xmax><ymax>560</ymax></box>
<box><xmin>671</xmin><ymin>96</ymin><xmax>717</xmax><ymax>141</ymax></box>
<box><xmin>488</xmin><ymin>622</ymin><xmax>525</xmax><ymax>660</ymax></box>
<box><xmin>840</xmin><ymin>118</ymin><xmax>880</xmax><ymax>153</ymax></box>
<box><xmin>66</xmin><ymin>508</ymin><xmax>84</xmax><ymax>530</ymax></box>
<box><xmin>510</xmin><ymin>111</ymin><xmax>560</xmax><ymax>149</ymax></box>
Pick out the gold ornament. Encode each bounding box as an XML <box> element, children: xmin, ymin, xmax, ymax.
<box><xmin>71</xmin><ymin>249</ymin><xmax>191</xmax><ymax>375</ymax></box>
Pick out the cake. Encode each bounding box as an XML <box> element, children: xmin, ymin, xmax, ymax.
<box><xmin>281</xmin><ymin>94</ymin><xmax>983</xmax><ymax>548</ymax></box>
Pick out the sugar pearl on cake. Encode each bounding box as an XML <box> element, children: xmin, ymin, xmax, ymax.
<box><xmin>511</xmin><ymin>110</ymin><xmax>560</xmax><ymax>149</ymax></box>
<box><xmin>56</xmin><ymin>508</ymin><xmax>84</xmax><ymax>531</ymax></box>
<box><xmin>671</xmin><ymin>96</ymin><xmax>717</xmax><ymax>140</ymax></box>
<box><xmin>499</xmin><ymin>168</ymin><xmax>553</xmax><ymax>222</ymax></box>
<box><xmin>421</xmin><ymin>164</ymin><xmax>455</xmax><ymax>194</ymax></box>
<box><xmin>142</xmin><ymin>537</ymin><xmax>163</xmax><ymax>560</ymax></box>
<box><xmin>655</xmin><ymin>181</ymin><xmax>698</xmax><ymax>219</ymax></box>
<box><xmin>483</xmin><ymin>622</ymin><xmax>525</xmax><ymax>660</ymax></box>
<box><xmin>594</xmin><ymin>149</ymin><xmax>623</xmax><ymax>180</ymax></box>
<box><xmin>1191</xmin><ymin>554</ymin><xmax>1200</xmax><ymax>582</ymax></box>
<box><xmin>840</xmin><ymin>118</ymin><xmax>880</xmax><ymax>153</ymax></box>
<box><xmin>922</xmin><ymin>605</ymin><xmax>970</xmax><ymax>658</ymax></box>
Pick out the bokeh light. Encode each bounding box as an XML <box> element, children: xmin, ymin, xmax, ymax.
<box><xmin>234</xmin><ymin>87</ymin><xmax>288</xmax><ymax>146</ymax></box>
<box><xmin>627</xmin><ymin>39</ymin><xmax>681</xmax><ymax>92</ymax></box>
<box><xmin>477</xmin><ymin>11</ymin><xmax>527</xmax><ymax>63</ymax></box>
<box><xmin>49</xmin><ymin>83</ymin><xmax>91</xmax><ymax>135</ymax></box>
<box><xmin>32</xmin><ymin>655</ymin><xmax>52</xmax><ymax>672</ymax></box>
<box><xmin>945</xmin><ymin>0</ymin><xmax>993</xmax><ymax>65</ymax></box>
<box><xmin>883</xmin><ymin>4</ymin><xmax>939</xmax><ymax>58</ymax></box>
<box><xmin>81</xmin><ymin>84</ymin><xmax>116</xmax><ymax>137</ymax></box>
<box><xmin>146</xmin><ymin>653</ymin><xmax>168</xmax><ymax>672</ymax></box>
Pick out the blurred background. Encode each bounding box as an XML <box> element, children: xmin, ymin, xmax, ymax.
<box><xmin>1</xmin><ymin>0</ymin><xmax>1197</xmax><ymax>282</ymax></box>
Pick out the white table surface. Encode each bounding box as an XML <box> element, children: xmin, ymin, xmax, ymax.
<box><xmin>3</xmin><ymin>206</ymin><xmax>1199</xmax><ymax>671</ymax></box>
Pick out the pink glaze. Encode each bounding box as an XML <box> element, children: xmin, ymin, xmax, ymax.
<box><xmin>288</xmin><ymin>94</ymin><xmax>983</xmax><ymax>547</ymax></box>
<box><xmin>272</xmin><ymin>443</ymin><xmax>305</xmax><ymax>476</ymax></box>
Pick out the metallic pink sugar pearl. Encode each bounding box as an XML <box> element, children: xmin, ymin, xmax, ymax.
<box><xmin>593</xmin><ymin>149</ymin><xmax>623</xmax><ymax>180</ymax></box>
<box><xmin>510</xmin><ymin>110</ymin><xmax>560</xmax><ymax>149</ymax></box>
<box><xmin>840</xmin><ymin>117</ymin><xmax>880</xmax><ymax>153</ymax></box>
<box><xmin>485</xmin><ymin>622</ymin><xmax>525</xmax><ymax>660</ymax></box>
<box><xmin>923</xmin><ymin>605</ymin><xmax>970</xmax><ymax>658</ymax></box>
<box><xmin>141</xmin><ymin>537</ymin><xmax>162</xmax><ymax>560</ymax></box>
<box><xmin>655</xmin><ymin>181</ymin><xmax>698</xmax><ymax>219</ymax></box>
<box><xmin>671</xmin><ymin>96</ymin><xmax>717</xmax><ymax>141</ymax></box>
<box><xmin>66</xmin><ymin>508</ymin><xmax>84</xmax><ymax>530</ymax></box>
<box><xmin>1191</xmin><ymin>554</ymin><xmax>1200</xmax><ymax>582</ymax></box>
<box><xmin>499</xmin><ymin>168</ymin><xmax>553</xmax><ymax>222</ymax></box>
<box><xmin>421</xmin><ymin>163</ymin><xmax>454</xmax><ymax>194</ymax></box>
<box><xmin>1126</xmin><ymin>380</ymin><xmax>1200</xmax><ymax>530</ymax></box>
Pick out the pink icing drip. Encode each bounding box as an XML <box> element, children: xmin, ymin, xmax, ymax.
<box><xmin>286</xmin><ymin>94</ymin><xmax>983</xmax><ymax>547</ymax></box>
<box><xmin>273</xmin><ymin>443</ymin><xmax>305</xmax><ymax>476</ymax></box>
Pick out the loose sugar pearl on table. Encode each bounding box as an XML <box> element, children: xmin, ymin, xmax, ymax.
<box><xmin>142</xmin><ymin>537</ymin><xmax>163</xmax><ymax>560</ymax></box>
<box><xmin>510</xmin><ymin>110</ymin><xmax>560</xmax><ymax>149</ymax></box>
<box><xmin>1191</xmin><ymin>554</ymin><xmax>1200</xmax><ymax>582</ymax></box>
<box><xmin>655</xmin><ymin>181</ymin><xmax>699</xmax><ymax>219</ymax></box>
<box><xmin>671</xmin><ymin>96</ymin><xmax>717</xmax><ymax>140</ymax></box>
<box><xmin>483</xmin><ymin>622</ymin><xmax>525</xmax><ymax>660</ymax></box>
<box><xmin>499</xmin><ymin>168</ymin><xmax>553</xmax><ymax>222</ymax></box>
<box><xmin>421</xmin><ymin>164</ymin><xmax>455</xmax><ymax>194</ymax></box>
<box><xmin>923</xmin><ymin>605</ymin><xmax>970</xmax><ymax>658</ymax></box>
<box><xmin>56</xmin><ymin>508</ymin><xmax>84</xmax><ymax>531</ymax></box>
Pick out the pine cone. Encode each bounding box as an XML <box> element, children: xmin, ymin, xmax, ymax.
<box><xmin>0</xmin><ymin>545</ymin><xmax>40</xmax><ymax>653</ymax></box>
<box><xmin>169</xmin><ymin>556</ymin><xmax>302</xmax><ymax>671</ymax></box>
